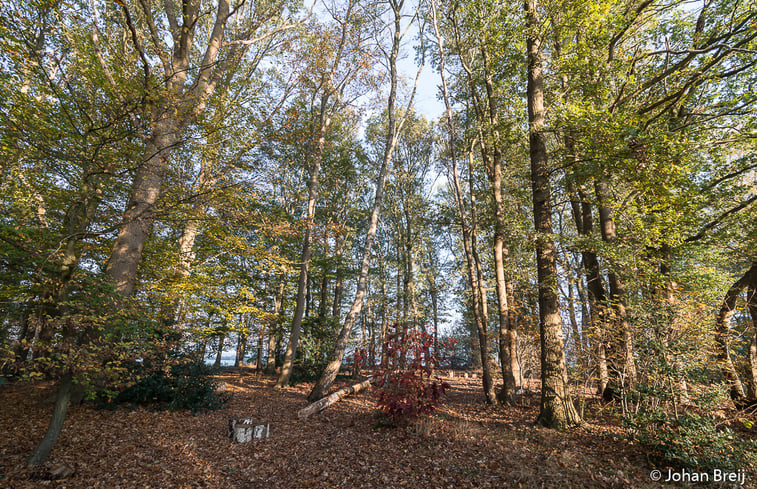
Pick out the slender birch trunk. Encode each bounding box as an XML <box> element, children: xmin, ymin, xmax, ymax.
<box><xmin>307</xmin><ymin>0</ymin><xmax>408</xmax><ymax>402</ymax></box>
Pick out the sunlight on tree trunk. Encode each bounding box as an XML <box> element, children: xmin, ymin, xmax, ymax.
<box><xmin>526</xmin><ymin>0</ymin><xmax>582</xmax><ymax>429</ymax></box>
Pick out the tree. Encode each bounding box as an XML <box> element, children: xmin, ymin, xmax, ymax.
<box><xmin>526</xmin><ymin>0</ymin><xmax>582</xmax><ymax>429</ymax></box>
<box><xmin>308</xmin><ymin>0</ymin><xmax>425</xmax><ymax>400</ymax></box>
<box><xmin>276</xmin><ymin>1</ymin><xmax>378</xmax><ymax>387</ymax></box>
<box><xmin>105</xmin><ymin>0</ymin><xmax>297</xmax><ymax>296</ymax></box>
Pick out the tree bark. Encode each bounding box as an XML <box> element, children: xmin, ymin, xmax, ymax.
<box><xmin>255</xmin><ymin>330</ymin><xmax>263</xmax><ymax>370</ymax></box>
<box><xmin>748</xmin><ymin>261</ymin><xmax>757</xmax><ymax>397</ymax></box>
<box><xmin>566</xmin><ymin>278</ymin><xmax>583</xmax><ymax>357</ymax></box>
<box><xmin>526</xmin><ymin>0</ymin><xmax>582</xmax><ymax>428</ymax></box>
<box><xmin>266</xmin><ymin>277</ymin><xmax>286</xmax><ymax>373</ymax></box>
<box><xmin>235</xmin><ymin>328</ymin><xmax>247</xmax><ymax>368</ymax></box>
<box><xmin>234</xmin><ymin>314</ymin><xmax>250</xmax><ymax>368</ymax></box>
<box><xmin>481</xmin><ymin>28</ymin><xmax>521</xmax><ymax>406</ymax></box>
<box><xmin>332</xmin><ymin>236</ymin><xmax>344</xmax><ymax>319</ymax></box>
<box><xmin>106</xmin><ymin>0</ymin><xmax>220</xmax><ymax>295</ymax></box>
<box><xmin>429</xmin><ymin>261</ymin><xmax>439</xmax><ymax>354</ymax></box>
<box><xmin>214</xmin><ymin>333</ymin><xmax>226</xmax><ymax>369</ymax></box>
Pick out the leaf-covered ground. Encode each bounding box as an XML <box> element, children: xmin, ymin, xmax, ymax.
<box><xmin>0</xmin><ymin>370</ymin><xmax>727</xmax><ymax>488</ymax></box>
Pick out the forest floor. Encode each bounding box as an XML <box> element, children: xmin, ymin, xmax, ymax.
<box><xmin>0</xmin><ymin>369</ymin><xmax>750</xmax><ymax>488</ymax></box>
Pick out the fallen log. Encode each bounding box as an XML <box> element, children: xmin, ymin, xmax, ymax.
<box><xmin>298</xmin><ymin>377</ymin><xmax>374</xmax><ymax>419</ymax></box>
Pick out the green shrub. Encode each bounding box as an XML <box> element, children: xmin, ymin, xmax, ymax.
<box><xmin>289</xmin><ymin>316</ymin><xmax>340</xmax><ymax>384</ymax></box>
<box><xmin>625</xmin><ymin>406</ymin><xmax>757</xmax><ymax>472</ymax></box>
<box><xmin>99</xmin><ymin>357</ymin><xmax>227</xmax><ymax>413</ymax></box>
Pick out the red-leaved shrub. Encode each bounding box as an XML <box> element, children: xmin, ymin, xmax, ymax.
<box><xmin>372</xmin><ymin>327</ymin><xmax>452</xmax><ymax>422</ymax></box>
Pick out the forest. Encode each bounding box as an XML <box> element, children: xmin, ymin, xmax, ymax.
<box><xmin>0</xmin><ymin>0</ymin><xmax>756</xmax><ymax>486</ymax></box>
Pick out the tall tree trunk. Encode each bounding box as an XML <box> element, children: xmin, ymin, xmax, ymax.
<box><xmin>468</xmin><ymin>148</ymin><xmax>494</xmax><ymax>392</ymax></box>
<box><xmin>406</xmin><ymin>232</ymin><xmax>419</xmax><ymax>330</ymax></box>
<box><xmin>332</xmin><ymin>236</ymin><xmax>344</xmax><ymax>319</ymax></box>
<box><xmin>367</xmin><ymin>293</ymin><xmax>376</xmax><ymax>367</ymax></box>
<box><xmin>169</xmin><ymin>154</ymin><xmax>219</xmax><ymax>327</ymax></box>
<box><xmin>235</xmin><ymin>330</ymin><xmax>247</xmax><ymax>368</ymax></box>
<box><xmin>379</xmin><ymin>256</ymin><xmax>389</xmax><ymax>358</ymax></box>
<box><xmin>595</xmin><ymin>181</ymin><xmax>637</xmax><ymax>388</ymax></box>
<box><xmin>276</xmin><ymin>93</ymin><xmax>331</xmax><ymax>388</ymax></box>
<box><xmin>106</xmin><ymin>94</ymin><xmax>179</xmax><ymax>295</ymax></box>
<box><xmin>275</xmin><ymin>334</ymin><xmax>283</xmax><ymax>368</ymax></box>
<box><xmin>527</xmin><ymin>0</ymin><xmax>582</xmax><ymax>428</ymax></box>
<box><xmin>505</xmin><ymin>279</ymin><xmax>521</xmax><ymax>385</ymax></box>
<box><xmin>255</xmin><ymin>329</ymin><xmax>263</xmax><ymax>370</ymax></box>
<box><xmin>481</xmin><ymin>30</ymin><xmax>521</xmax><ymax>406</ymax></box>
<box><xmin>567</xmin><ymin>179</ymin><xmax>609</xmax><ymax>393</ymax></box>
<box><xmin>267</xmin><ymin>277</ymin><xmax>286</xmax><ymax>373</ymax></box>
<box><xmin>430</xmin><ymin>0</ymin><xmax>495</xmax><ymax>403</ymax></box>
<box><xmin>430</xmin><ymin>278</ymin><xmax>439</xmax><ymax>354</ymax></box>
<box><xmin>748</xmin><ymin>261</ymin><xmax>757</xmax><ymax>397</ymax></box>
<box><xmin>574</xmin><ymin>270</ymin><xmax>589</xmax><ymax>352</ymax></box>
<box><xmin>319</xmin><ymin>275</ymin><xmax>329</xmax><ymax>317</ymax></box>
<box><xmin>214</xmin><ymin>333</ymin><xmax>226</xmax><ymax>369</ymax></box>
<box><xmin>198</xmin><ymin>338</ymin><xmax>207</xmax><ymax>363</ymax></box>
<box><xmin>402</xmin><ymin>223</ymin><xmax>411</xmax><ymax>327</ymax></box>
<box><xmin>305</xmin><ymin>276</ymin><xmax>312</xmax><ymax>319</ymax></box>
<box><xmin>308</xmin><ymin>0</ymin><xmax>407</xmax><ymax>401</ymax></box>
<box><xmin>105</xmin><ymin>0</ymin><xmax>246</xmax><ymax>296</ymax></box>
<box><xmin>566</xmin><ymin>278</ymin><xmax>582</xmax><ymax>358</ymax></box>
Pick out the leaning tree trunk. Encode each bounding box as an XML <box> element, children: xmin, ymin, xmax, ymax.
<box><xmin>718</xmin><ymin>262</ymin><xmax>756</xmax><ymax>399</ymax></box>
<box><xmin>299</xmin><ymin>378</ymin><xmax>374</xmax><ymax>419</ymax></box>
<box><xmin>28</xmin><ymin>375</ymin><xmax>73</xmax><ymax>466</ymax></box>
<box><xmin>526</xmin><ymin>0</ymin><xmax>582</xmax><ymax>429</ymax></box>
<box><xmin>106</xmin><ymin>94</ymin><xmax>180</xmax><ymax>296</ymax></box>
<box><xmin>26</xmin><ymin>172</ymin><xmax>105</xmax><ymax>465</ymax></box>
<box><xmin>748</xmin><ymin>262</ymin><xmax>757</xmax><ymax>396</ymax></box>
<box><xmin>308</xmin><ymin>1</ymin><xmax>406</xmax><ymax>402</ymax></box>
